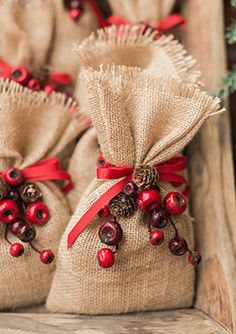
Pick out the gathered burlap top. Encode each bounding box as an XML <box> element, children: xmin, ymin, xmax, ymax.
<box><xmin>74</xmin><ymin>25</ymin><xmax>202</xmax><ymax>114</ymax></box>
<box><xmin>47</xmin><ymin>66</ymin><xmax>221</xmax><ymax>314</ymax></box>
<box><xmin>108</xmin><ymin>0</ymin><xmax>176</xmax><ymax>24</ymax></box>
<box><xmin>0</xmin><ymin>0</ymin><xmax>54</xmax><ymax>69</ymax></box>
<box><xmin>0</xmin><ymin>79</ymin><xmax>87</xmax><ymax>309</ymax></box>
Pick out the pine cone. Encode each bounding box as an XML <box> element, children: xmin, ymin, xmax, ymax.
<box><xmin>133</xmin><ymin>165</ymin><xmax>158</xmax><ymax>189</ymax></box>
<box><xmin>20</xmin><ymin>183</ymin><xmax>43</xmax><ymax>203</ymax></box>
<box><xmin>0</xmin><ymin>177</ymin><xmax>9</xmax><ymax>200</ymax></box>
<box><xmin>109</xmin><ymin>193</ymin><xmax>136</xmax><ymax>217</ymax></box>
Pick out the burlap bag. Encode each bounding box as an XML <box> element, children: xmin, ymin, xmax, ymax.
<box><xmin>47</xmin><ymin>66</ymin><xmax>221</xmax><ymax>314</ymax></box>
<box><xmin>69</xmin><ymin>25</ymin><xmax>202</xmax><ymax>209</ymax></box>
<box><xmin>0</xmin><ymin>0</ymin><xmax>54</xmax><ymax>69</ymax></box>
<box><xmin>107</xmin><ymin>0</ymin><xmax>176</xmax><ymax>24</ymax></box>
<box><xmin>0</xmin><ymin>78</ymin><xmax>86</xmax><ymax>309</ymax></box>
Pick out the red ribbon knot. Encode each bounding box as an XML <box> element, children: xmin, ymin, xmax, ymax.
<box><xmin>67</xmin><ymin>156</ymin><xmax>188</xmax><ymax>249</ymax></box>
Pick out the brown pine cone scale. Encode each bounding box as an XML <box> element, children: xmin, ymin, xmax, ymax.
<box><xmin>0</xmin><ymin>177</ymin><xmax>10</xmax><ymax>200</ymax></box>
<box><xmin>109</xmin><ymin>193</ymin><xmax>136</xmax><ymax>218</ymax></box>
<box><xmin>133</xmin><ymin>165</ymin><xmax>159</xmax><ymax>189</ymax></box>
<box><xmin>20</xmin><ymin>183</ymin><xmax>43</xmax><ymax>203</ymax></box>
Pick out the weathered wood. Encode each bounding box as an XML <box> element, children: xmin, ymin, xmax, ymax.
<box><xmin>0</xmin><ymin>309</ymin><xmax>229</xmax><ymax>334</ymax></box>
<box><xmin>182</xmin><ymin>1</ymin><xmax>236</xmax><ymax>333</ymax></box>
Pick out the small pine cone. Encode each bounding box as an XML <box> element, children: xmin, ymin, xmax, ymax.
<box><xmin>20</xmin><ymin>183</ymin><xmax>43</xmax><ymax>203</ymax></box>
<box><xmin>109</xmin><ymin>193</ymin><xmax>136</xmax><ymax>218</ymax></box>
<box><xmin>0</xmin><ymin>177</ymin><xmax>10</xmax><ymax>200</ymax></box>
<box><xmin>133</xmin><ymin>165</ymin><xmax>159</xmax><ymax>189</ymax></box>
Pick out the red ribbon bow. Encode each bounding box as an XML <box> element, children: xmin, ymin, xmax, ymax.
<box><xmin>107</xmin><ymin>13</ymin><xmax>186</xmax><ymax>37</ymax></box>
<box><xmin>67</xmin><ymin>156</ymin><xmax>188</xmax><ymax>248</ymax></box>
<box><xmin>2</xmin><ymin>158</ymin><xmax>73</xmax><ymax>193</ymax></box>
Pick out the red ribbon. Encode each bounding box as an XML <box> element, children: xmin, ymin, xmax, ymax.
<box><xmin>107</xmin><ymin>13</ymin><xmax>186</xmax><ymax>36</ymax></box>
<box><xmin>86</xmin><ymin>0</ymin><xmax>109</xmax><ymax>28</ymax></box>
<box><xmin>21</xmin><ymin>158</ymin><xmax>73</xmax><ymax>193</ymax></box>
<box><xmin>67</xmin><ymin>156</ymin><xmax>189</xmax><ymax>248</ymax></box>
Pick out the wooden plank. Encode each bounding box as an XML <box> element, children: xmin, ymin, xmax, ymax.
<box><xmin>182</xmin><ymin>1</ymin><xmax>236</xmax><ymax>333</ymax></box>
<box><xmin>0</xmin><ymin>309</ymin><xmax>230</xmax><ymax>334</ymax></box>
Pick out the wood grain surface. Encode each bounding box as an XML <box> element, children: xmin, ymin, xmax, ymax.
<box><xmin>0</xmin><ymin>309</ymin><xmax>229</xmax><ymax>334</ymax></box>
<box><xmin>183</xmin><ymin>0</ymin><xmax>236</xmax><ymax>333</ymax></box>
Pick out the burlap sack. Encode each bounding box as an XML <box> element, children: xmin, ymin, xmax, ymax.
<box><xmin>49</xmin><ymin>0</ymin><xmax>99</xmax><ymax>87</ymax></box>
<box><xmin>0</xmin><ymin>78</ymin><xmax>86</xmax><ymax>309</ymax></box>
<box><xmin>108</xmin><ymin>0</ymin><xmax>176</xmax><ymax>24</ymax></box>
<box><xmin>47</xmin><ymin>66</ymin><xmax>221</xmax><ymax>314</ymax></box>
<box><xmin>0</xmin><ymin>0</ymin><xmax>54</xmax><ymax>69</ymax></box>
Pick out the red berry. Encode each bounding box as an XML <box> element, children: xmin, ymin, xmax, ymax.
<box><xmin>10</xmin><ymin>65</ymin><xmax>30</xmax><ymax>85</ymax></box>
<box><xmin>188</xmin><ymin>251</ymin><xmax>202</xmax><ymax>266</ymax></box>
<box><xmin>70</xmin><ymin>0</ymin><xmax>82</xmax><ymax>9</ymax></box>
<box><xmin>44</xmin><ymin>83</ymin><xmax>55</xmax><ymax>94</ymax></box>
<box><xmin>10</xmin><ymin>219</ymin><xmax>26</xmax><ymax>235</ymax></box>
<box><xmin>27</xmin><ymin>78</ymin><xmax>41</xmax><ymax>91</ymax></box>
<box><xmin>98</xmin><ymin>205</ymin><xmax>111</xmax><ymax>218</ymax></box>
<box><xmin>97</xmin><ymin>248</ymin><xmax>115</xmax><ymax>268</ymax></box>
<box><xmin>0</xmin><ymin>200</ymin><xmax>19</xmax><ymax>223</ymax></box>
<box><xmin>26</xmin><ymin>202</ymin><xmax>50</xmax><ymax>225</ymax></box>
<box><xmin>169</xmin><ymin>237</ymin><xmax>188</xmax><ymax>256</ymax></box>
<box><xmin>99</xmin><ymin>221</ymin><xmax>123</xmax><ymax>245</ymax></box>
<box><xmin>97</xmin><ymin>154</ymin><xmax>110</xmax><ymax>168</ymax></box>
<box><xmin>123</xmin><ymin>182</ymin><xmax>137</xmax><ymax>196</ymax></box>
<box><xmin>150</xmin><ymin>208</ymin><xmax>169</xmax><ymax>228</ymax></box>
<box><xmin>40</xmin><ymin>249</ymin><xmax>54</xmax><ymax>264</ymax></box>
<box><xmin>5</xmin><ymin>167</ymin><xmax>24</xmax><ymax>186</ymax></box>
<box><xmin>149</xmin><ymin>230</ymin><xmax>164</xmax><ymax>245</ymax></box>
<box><xmin>10</xmin><ymin>243</ymin><xmax>24</xmax><ymax>257</ymax></box>
<box><xmin>137</xmin><ymin>189</ymin><xmax>162</xmax><ymax>212</ymax></box>
<box><xmin>164</xmin><ymin>192</ymin><xmax>187</xmax><ymax>215</ymax></box>
<box><xmin>18</xmin><ymin>224</ymin><xmax>36</xmax><ymax>242</ymax></box>
<box><xmin>70</xmin><ymin>8</ymin><xmax>82</xmax><ymax>20</ymax></box>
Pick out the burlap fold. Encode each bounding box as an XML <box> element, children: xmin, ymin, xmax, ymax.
<box><xmin>107</xmin><ymin>0</ymin><xmax>176</xmax><ymax>24</ymax></box>
<box><xmin>0</xmin><ymin>79</ymin><xmax>86</xmax><ymax>309</ymax></box>
<box><xmin>47</xmin><ymin>66</ymin><xmax>221</xmax><ymax>314</ymax></box>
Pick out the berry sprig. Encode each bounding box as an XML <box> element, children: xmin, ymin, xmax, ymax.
<box><xmin>96</xmin><ymin>155</ymin><xmax>201</xmax><ymax>269</ymax></box>
<box><xmin>63</xmin><ymin>0</ymin><xmax>84</xmax><ymax>21</ymax></box>
<box><xmin>0</xmin><ymin>167</ymin><xmax>54</xmax><ymax>264</ymax></box>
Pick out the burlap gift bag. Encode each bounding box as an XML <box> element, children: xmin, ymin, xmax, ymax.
<box><xmin>107</xmin><ymin>0</ymin><xmax>176</xmax><ymax>24</ymax></box>
<box><xmin>47</xmin><ymin>66</ymin><xmax>222</xmax><ymax>314</ymax></box>
<box><xmin>0</xmin><ymin>78</ymin><xmax>87</xmax><ymax>309</ymax></box>
<box><xmin>69</xmin><ymin>25</ymin><xmax>202</xmax><ymax>209</ymax></box>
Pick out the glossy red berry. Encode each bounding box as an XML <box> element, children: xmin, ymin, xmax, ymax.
<box><xmin>26</xmin><ymin>202</ymin><xmax>50</xmax><ymax>225</ymax></box>
<box><xmin>99</xmin><ymin>221</ymin><xmax>123</xmax><ymax>245</ymax></box>
<box><xmin>10</xmin><ymin>243</ymin><xmax>24</xmax><ymax>257</ymax></box>
<box><xmin>97</xmin><ymin>248</ymin><xmax>115</xmax><ymax>268</ymax></box>
<box><xmin>188</xmin><ymin>251</ymin><xmax>202</xmax><ymax>266</ymax></box>
<box><xmin>137</xmin><ymin>189</ymin><xmax>162</xmax><ymax>212</ymax></box>
<box><xmin>98</xmin><ymin>205</ymin><xmax>111</xmax><ymax>218</ymax></box>
<box><xmin>150</xmin><ymin>208</ymin><xmax>169</xmax><ymax>228</ymax></box>
<box><xmin>18</xmin><ymin>224</ymin><xmax>36</xmax><ymax>243</ymax></box>
<box><xmin>164</xmin><ymin>192</ymin><xmax>187</xmax><ymax>215</ymax></box>
<box><xmin>10</xmin><ymin>65</ymin><xmax>30</xmax><ymax>85</ymax></box>
<box><xmin>27</xmin><ymin>78</ymin><xmax>41</xmax><ymax>91</ymax></box>
<box><xmin>123</xmin><ymin>182</ymin><xmax>138</xmax><ymax>196</ymax></box>
<box><xmin>97</xmin><ymin>154</ymin><xmax>110</xmax><ymax>168</ymax></box>
<box><xmin>5</xmin><ymin>167</ymin><xmax>24</xmax><ymax>186</ymax></box>
<box><xmin>0</xmin><ymin>200</ymin><xmax>19</xmax><ymax>223</ymax></box>
<box><xmin>169</xmin><ymin>237</ymin><xmax>188</xmax><ymax>256</ymax></box>
<box><xmin>40</xmin><ymin>249</ymin><xmax>54</xmax><ymax>264</ymax></box>
<box><xmin>44</xmin><ymin>83</ymin><xmax>55</xmax><ymax>94</ymax></box>
<box><xmin>70</xmin><ymin>8</ymin><xmax>82</xmax><ymax>20</ymax></box>
<box><xmin>10</xmin><ymin>219</ymin><xmax>26</xmax><ymax>235</ymax></box>
<box><xmin>149</xmin><ymin>230</ymin><xmax>164</xmax><ymax>245</ymax></box>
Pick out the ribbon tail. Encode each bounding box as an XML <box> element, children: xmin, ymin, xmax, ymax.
<box><xmin>67</xmin><ymin>176</ymin><xmax>131</xmax><ymax>248</ymax></box>
<box><xmin>155</xmin><ymin>13</ymin><xmax>186</xmax><ymax>33</ymax></box>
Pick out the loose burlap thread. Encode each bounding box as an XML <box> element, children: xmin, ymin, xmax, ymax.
<box><xmin>107</xmin><ymin>0</ymin><xmax>176</xmax><ymax>24</ymax></box>
<box><xmin>47</xmin><ymin>66</ymin><xmax>222</xmax><ymax>314</ymax></box>
<box><xmin>0</xmin><ymin>79</ymin><xmax>87</xmax><ymax>309</ymax></box>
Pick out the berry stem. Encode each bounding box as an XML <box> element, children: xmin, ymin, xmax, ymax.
<box><xmin>4</xmin><ymin>225</ymin><xmax>12</xmax><ymax>245</ymax></box>
<box><xmin>113</xmin><ymin>245</ymin><xmax>119</xmax><ymax>254</ymax></box>
<box><xmin>29</xmin><ymin>242</ymin><xmax>41</xmax><ymax>254</ymax></box>
<box><xmin>161</xmin><ymin>206</ymin><xmax>179</xmax><ymax>238</ymax></box>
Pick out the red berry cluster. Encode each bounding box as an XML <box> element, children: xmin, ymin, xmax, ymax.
<box><xmin>9</xmin><ymin>65</ymin><xmax>65</xmax><ymax>94</ymax></box>
<box><xmin>0</xmin><ymin>167</ymin><xmax>54</xmax><ymax>264</ymax></box>
<box><xmin>96</xmin><ymin>155</ymin><xmax>201</xmax><ymax>269</ymax></box>
<box><xmin>63</xmin><ymin>0</ymin><xmax>84</xmax><ymax>21</ymax></box>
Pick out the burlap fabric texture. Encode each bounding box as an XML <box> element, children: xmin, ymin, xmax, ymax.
<box><xmin>69</xmin><ymin>25</ymin><xmax>202</xmax><ymax>210</ymax></box>
<box><xmin>108</xmin><ymin>0</ymin><xmax>176</xmax><ymax>24</ymax></box>
<box><xmin>47</xmin><ymin>65</ymin><xmax>222</xmax><ymax>314</ymax></box>
<box><xmin>0</xmin><ymin>78</ymin><xmax>86</xmax><ymax>309</ymax></box>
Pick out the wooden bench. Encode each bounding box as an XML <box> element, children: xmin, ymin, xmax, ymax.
<box><xmin>0</xmin><ymin>0</ymin><xmax>235</xmax><ymax>333</ymax></box>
